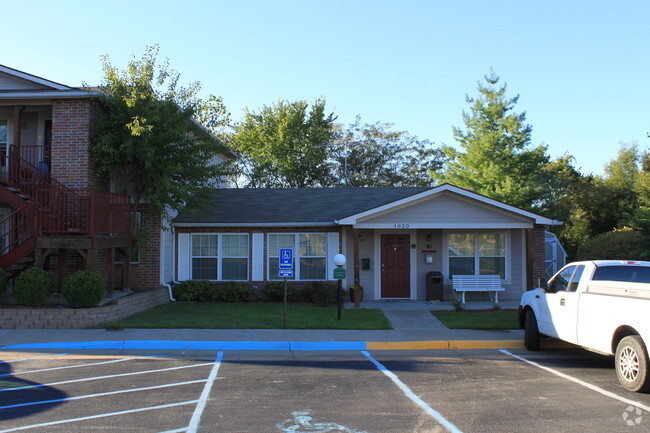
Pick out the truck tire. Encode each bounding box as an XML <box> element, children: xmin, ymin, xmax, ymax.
<box><xmin>524</xmin><ymin>310</ymin><xmax>540</xmax><ymax>351</ymax></box>
<box><xmin>615</xmin><ymin>335</ymin><xmax>650</xmax><ymax>392</ymax></box>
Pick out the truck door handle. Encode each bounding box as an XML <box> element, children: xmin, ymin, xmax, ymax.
<box><xmin>560</xmin><ymin>298</ymin><xmax>565</xmax><ymax>306</ymax></box>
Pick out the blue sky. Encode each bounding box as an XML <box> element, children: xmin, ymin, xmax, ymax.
<box><xmin>4</xmin><ymin>0</ymin><xmax>648</xmax><ymax>175</ymax></box>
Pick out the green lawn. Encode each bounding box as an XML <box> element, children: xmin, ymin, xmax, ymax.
<box><xmin>432</xmin><ymin>310</ymin><xmax>520</xmax><ymax>330</ymax></box>
<box><xmin>96</xmin><ymin>302</ymin><xmax>392</xmax><ymax>330</ymax></box>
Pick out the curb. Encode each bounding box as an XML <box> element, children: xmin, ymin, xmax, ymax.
<box><xmin>0</xmin><ymin>339</ymin><xmax>562</xmax><ymax>351</ymax></box>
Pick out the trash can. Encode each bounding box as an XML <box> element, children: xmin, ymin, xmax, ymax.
<box><xmin>426</xmin><ymin>271</ymin><xmax>444</xmax><ymax>301</ymax></box>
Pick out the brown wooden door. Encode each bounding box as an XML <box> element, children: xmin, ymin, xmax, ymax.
<box><xmin>381</xmin><ymin>234</ymin><xmax>410</xmax><ymax>298</ymax></box>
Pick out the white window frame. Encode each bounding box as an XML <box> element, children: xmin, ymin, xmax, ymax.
<box><xmin>190</xmin><ymin>233</ymin><xmax>249</xmax><ymax>281</ymax></box>
<box><xmin>444</xmin><ymin>230</ymin><xmax>510</xmax><ymax>282</ymax></box>
<box><xmin>267</xmin><ymin>233</ymin><xmax>328</xmax><ymax>281</ymax></box>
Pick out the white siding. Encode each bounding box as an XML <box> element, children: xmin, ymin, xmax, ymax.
<box><xmin>360</xmin><ymin>192</ymin><xmax>531</xmax><ymax>226</ymax></box>
<box><xmin>326</xmin><ymin>232</ymin><xmax>340</xmax><ymax>281</ymax></box>
<box><xmin>177</xmin><ymin>233</ymin><xmax>191</xmax><ymax>281</ymax></box>
<box><xmin>251</xmin><ymin>233</ymin><xmax>264</xmax><ymax>281</ymax></box>
<box><xmin>0</xmin><ymin>74</ymin><xmax>46</xmax><ymax>91</ymax></box>
<box><xmin>161</xmin><ymin>229</ymin><xmax>175</xmax><ymax>284</ymax></box>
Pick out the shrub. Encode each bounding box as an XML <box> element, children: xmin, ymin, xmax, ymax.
<box><xmin>577</xmin><ymin>229</ymin><xmax>644</xmax><ymax>261</ymax></box>
<box><xmin>215</xmin><ymin>282</ymin><xmax>254</xmax><ymax>302</ymax></box>
<box><xmin>262</xmin><ymin>281</ymin><xmax>298</xmax><ymax>302</ymax></box>
<box><xmin>44</xmin><ymin>271</ymin><xmax>58</xmax><ymax>294</ymax></box>
<box><xmin>62</xmin><ymin>270</ymin><xmax>106</xmax><ymax>308</ymax></box>
<box><xmin>14</xmin><ymin>267</ymin><xmax>51</xmax><ymax>307</ymax></box>
<box><xmin>0</xmin><ymin>270</ymin><xmax>7</xmax><ymax>298</ymax></box>
<box><xmin>302</xmin><ymin>281</ymin><xmax>338</xmax><ymax>306</ymax></box>
<box><xmin>173</xmin><ymin>280</ymin><xmax>214</xmax><ymax>302</ymax></box>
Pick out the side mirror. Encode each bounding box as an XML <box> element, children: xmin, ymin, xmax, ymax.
<box><xmin>543</xmin><ymin>280</ymin><xmax>556</xmax><ymax>293</ymax></box>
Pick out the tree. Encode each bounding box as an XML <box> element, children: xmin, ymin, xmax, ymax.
<box><xmin>432</xmin><ymin>71</ymin><xmax>553</xmax><ymax>210</ymax></box>
<box><xmin>90</xmin><ymin>45</ymin><xmax>231</xmax><ymax>225</ymax></box>
<box><xmin>231</xmin><ymin>99</ymin><xmax>337</xmax><ymax>188</ymax></box>
<box><xmin>331</xmin><ymin>118</ymin><xmax>444</xmax><ymax>187</ymax></box>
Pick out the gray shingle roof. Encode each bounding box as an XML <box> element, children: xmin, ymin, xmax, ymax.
<box><xmin>174</xmin><ymin>187</ymin><xmax>432</xmax><ymax>224</ymax></box>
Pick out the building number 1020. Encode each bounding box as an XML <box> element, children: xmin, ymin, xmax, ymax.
<box><xmin>394</xmin><ymin>223</ymin><xmax>410</xmax><ymax>228</ymax></box>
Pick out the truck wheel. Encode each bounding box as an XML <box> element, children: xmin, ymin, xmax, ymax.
<box><xmin>615</xmin><ymin>336</ymin><xmax>650</xmax><ymax>392</ymax></box>
<box><xmin>524</xmin><ymin>310</ymin><xmax>540</xmax><ymax>351</ymax></box>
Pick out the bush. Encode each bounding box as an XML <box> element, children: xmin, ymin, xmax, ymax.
<box><xmin>62</xmin><ymin>270</ymin><xmax>106</xmax><ymax>308</ymax></box>
<box><xmin>0</xmin><ymin>270</ymin><xmax>7</xmax><ymax>298</ymax></box>
<box><xmin>577</xmin><ymin>229</ymin><xmax>644</xmax><ymax>261</ymax></box>
<box><xmin>215</xmin><ymin>282</ymin><xmax>254</xmax><ymax>302</ymax></box>
<box><xmin>14</xmin><ymin>267</ymin><xmax>52</xmax><ymax>307</ymax></box>
<box><xmin>173</xmin><ymin>280</ymin><xmax>214</xmax><ymax>302</ymax></box>
<box><xmin>44</xmin><ymin>271</ymin><xmax>58</xmax><ymax>294</ymax></box>
<box><xmin>262</xmin><ymin>281</ymin><xmax>298</xmax><ymax>302</ymax></box>
<box><xmin>302</xmin><ymin>281</ymin><xmax>338</xmax><ymax>306</ymax></box>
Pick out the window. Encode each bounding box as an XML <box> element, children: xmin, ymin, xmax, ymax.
<box><xmin>190</xmin><ymin>234</ymin><xmax>249</xmax><ymax>281</ymax></box>
<box><xmin>448</xmin><ymin>232</ymin><xmax>506</xmax><ymax>278</ymax></box>
<box><xmin>0</xmin><ymin>120</ymin><xmax>7</xmax><ymax>165</ymax></box>
<box><xmin>268</xmin><ymin>233</ymin><xmax>327</xmax><ymax>280</ymax></box>
<box><xmin>593</xmin><ymin>265</ymin><xmax>650</xmax><ymax>283</ymax></box>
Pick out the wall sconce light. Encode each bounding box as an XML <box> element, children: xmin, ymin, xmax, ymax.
<box><xmin>426</xmin><ymin>234</ymin><xmax>432</xmax><ymax>242</ymax></box>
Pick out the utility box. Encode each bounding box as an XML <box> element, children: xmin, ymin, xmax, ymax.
<box><xmin>426</xmin><ymin>271</ymin><xmax>444</xmax><ymax>301</ymax></box>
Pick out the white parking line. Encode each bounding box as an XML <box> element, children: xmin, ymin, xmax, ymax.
<box><xmin>362</xmin><ymin>351</ymin><xmax>464</xmax><ymax>433</ymax></box>
<box><xmin>186</xmin><ymin>351</ymin><xmax>224</xmax><ymax>433</ymax></box>
<box><xmin>0</xmin><ymin>379</ymin><xmax>207</xmax><ymax>410</ymax></box>
<box><xmin>500</xmin><ymin>349</ymin><xmax>650</xmax><ymax>412</ymax></box>
<box><xmin>0</xmin><ymin>400</ymin><xmax>200</xmax><ymax>433</ymax></box>
<box><xmin>0</xmin><ymin>355</ymin><xmax>160</xmax><ymax>377</ymax></box>
<box><xmin>1</xmin><ymin>353</ymin><xmax>70</xmax><ymax>363</ymax></box>
<box><xmin>0</xmin><ymin>361</ymin><xmax>214</xmax><ymax>393</ymax></box>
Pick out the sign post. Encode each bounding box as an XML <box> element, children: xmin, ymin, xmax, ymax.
<box><xmin>279</xmin><ymin>248</ymin><xmax>293</xmax><ymax>328</ymax></box>
<box><xmin>333</xmin><ymin>254</ymin><xmax>346</xmax><ymax>321</ymax></box>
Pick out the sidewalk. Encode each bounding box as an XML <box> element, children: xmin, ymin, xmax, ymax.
<box><xmin>0</xmin><ymin>300</ymin><xmax>525</xmax><ymax>351</ymax></box>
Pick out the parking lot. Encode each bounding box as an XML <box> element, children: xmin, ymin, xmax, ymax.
<box><xmin>1</xmin><ymin>347</ymin><xmax>650</xmax><ymax>432</ymax></box>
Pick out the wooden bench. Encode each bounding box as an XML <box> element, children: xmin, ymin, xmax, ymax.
<box><xmin>451</xmin><ymin>274</ymin><xmax>505</xmax><ymax>303</ymax></box>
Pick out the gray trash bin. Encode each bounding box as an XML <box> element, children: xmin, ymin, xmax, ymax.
<box><xmin>426</xmin><ymin>271</ymin><xmax>444</xmax><ymax>301</ymax></box>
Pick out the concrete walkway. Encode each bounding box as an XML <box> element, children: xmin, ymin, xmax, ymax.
<box><xmin>0</xmin><ymin>300</ymin><xmax>525</xmax><ymax>351</ymax></box>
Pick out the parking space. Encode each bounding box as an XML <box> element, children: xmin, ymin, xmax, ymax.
<box><xmin>1</xmin><ymin>348</ymin><xmax>649</xmax><ymax>432</ymax></box>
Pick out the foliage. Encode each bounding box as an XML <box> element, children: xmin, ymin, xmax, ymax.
<box><xmin>432</xmin><ymin>71</ymin><xmax>555</xmax><ymax>210</ymax></box>
<box><xmin>173</xmin><ymin>280</ymin><xmax>215</xmax><ymax>302</ymax></box>
<box><xmin>302</xmin><ymin>281</ymin><xmax>338</xmax><ymax>306</ymax></box>
<box><xmin>14</xmin><ymin>267</ymin><xmax>51</xmax><ymax>307</ymax></box>
<box><xmin>90</xmin><ymin>45</ymin><xmax>231</xmax><ymax>225</ymax></box>
<box><xmin>214</xmin><ymin>282</ymin><xmax>254</xmax><ymax>302</ymax></box>
<box><xmin>62</xmin><ymin>271</ymin><xmax>106</xmax><ymax>308</ymax></box>
<box><xmin>262</xmin><ymin>281</ymin><xmax>298</xmax><ymax>302</ymax></box>
<box><xmin>0</xmin><ymin>270</ymin><xmax>7</xmax><ymax>298</ymax></box>
<box><xmin>232</xmin><ymin>99</ymin><xmax>337</xmax><ymax>187</ymax></box>
<box><xmin>95</xmin><ymin>302</ymin><xmax>392</xmax><ymax>330</ymax></box>
<box><xmin>577</xmin><ymin>229</ymin><xmax>645</xmax><ymax>261</ymax></box>
<box><xmin>331</xmin><ymin>118</ymin><xmax>444</xmax><ymax>187</ymax></box>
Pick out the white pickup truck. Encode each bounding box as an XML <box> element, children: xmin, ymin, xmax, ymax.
<box><xmin>519</xmin><ymin>260</ymin><xmax>650</xmax><ymax>392</ymax></box>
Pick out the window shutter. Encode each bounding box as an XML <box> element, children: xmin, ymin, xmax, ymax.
<box><xmin>177</xmin><ymin>233</ymin><xmax>191</xmax><ymax>281</ymax></box>
<box><xmin>252</xmin><ymin>233</ymin><xmax>264</xmax><ymax>281</ymax></box>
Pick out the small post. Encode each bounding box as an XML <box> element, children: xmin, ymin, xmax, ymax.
<box><xmin>333</xmin><ymin>254</ymin><xmax>346</xmax><ymax>321</ymax></box>
<box><xmin>283</xmin><ymin>276</ymin><xmax>288</xmax><ymax>328</ymax></box>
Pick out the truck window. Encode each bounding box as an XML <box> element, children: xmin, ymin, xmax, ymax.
<box><xmin>567</xmin><ymin>265</ymin><xmax>585</xmax><ymax>292</ymax></box>
<box><xmin>593</xmin><ymin>266</ymin><xmax>650</xmax><ymax>283</ymax></box>
<box><xmin>548</xmin><ymin>265</ymin><xmax>576</xmax><ymax>292</ymax></box>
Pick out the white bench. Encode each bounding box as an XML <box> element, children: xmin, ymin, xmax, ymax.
<box><xmin>451</xmin><ymin>274</ymin><xmax>505</xmax><ymax>303</ymax></box>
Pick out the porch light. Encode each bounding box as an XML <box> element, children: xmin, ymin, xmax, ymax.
<box><xmin>334</xmin><ymin>254</ymin><xmax>346</xmax><ymax>267</ymax></box>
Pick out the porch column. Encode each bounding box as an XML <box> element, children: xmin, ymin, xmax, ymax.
<box><xmin>353</xmin><ymin>228</ymin><xmax>360</xmax><ymax>307</ymax></box>
<box><xmin>57</xmin><ymin>249</ymin><xmax>67</xmax><ymax>289</ymax></box>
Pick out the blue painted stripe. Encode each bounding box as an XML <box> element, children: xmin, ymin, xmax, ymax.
<box><xmin>289</xmin><ymin>341</ymin><xmax>367</xmax><ymax>351</ymax></box>
<box><xmin>3</xmin><ymin>340</ymin><xmax>367</xmax><ymax>351</ymax></box>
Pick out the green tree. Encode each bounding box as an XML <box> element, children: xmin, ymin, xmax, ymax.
<box><xmin>90</xmin><ymin>45</ymin><xmax>231</xmax><ymax>224</ymax></box>
<box><xmin>433</xmin><ymin>71</ymin><xmax>552</xmax><ymax>210</ymax></box>
<box><xmin>231</xmin><ymin>99</ymin><xmax>337</xmax><ymax>188</ymax></box>
<box><xmin>331</xmin><ymin>119</ymin><xmax>444</xmax><ymax>187</ymax></box>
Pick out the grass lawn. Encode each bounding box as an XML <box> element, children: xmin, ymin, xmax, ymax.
<box><xmin>432</xmin><ymin>309</ymin><xmax>520</xmax><ymax>330</ymax></box>
<box><xmin>96</xmin><ymin>302</ymin><xmax>392</xmax><ymax>330</ymax></box>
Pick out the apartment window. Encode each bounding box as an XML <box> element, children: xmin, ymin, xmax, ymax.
<box><xmin>268</xmin><ymin>233</ymin><xmax>327</xmax><ymax>280</ymax></box>
<box><xmin>448</xmin><ymin>233</ymin><xmax>506</xmax><ymax>278</ymax></box>
<box><xmin>190</xmin><ymin>234</ymin><xmax>249</xmax><ymax>281</ymax></box>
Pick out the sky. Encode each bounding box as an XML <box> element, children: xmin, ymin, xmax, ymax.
<box><xmin>3</xmin><ymin>0</ymin><xmax>648</xmax><ymax>176</ymax></box>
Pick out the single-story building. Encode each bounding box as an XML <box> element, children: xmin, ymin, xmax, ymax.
<box><xmin>173</xmin><ymin>184</ymin><xmax>561</xmax><ymax>302</ymax></box>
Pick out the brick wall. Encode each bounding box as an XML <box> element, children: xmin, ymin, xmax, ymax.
<box><xmin>51</xmin><ymin>99</ymin><xmax>107</xmax><ymax>191</ymax></box>
<box><xmin>531</xmin><ymin>225</ymin><xmax>546</xmax><ymax>288</ymax></box>
<box><xmin>0</xmin><ymin>287</ymin><xmax>170</xmax><ymax>329</ymax></box>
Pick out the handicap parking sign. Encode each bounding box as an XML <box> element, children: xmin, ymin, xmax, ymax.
<box><xmin>279</xmin><ymin>248</ymin><xmax>293</xmax><ymax>269</ymax></box>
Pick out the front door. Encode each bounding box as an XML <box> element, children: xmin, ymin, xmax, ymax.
<box><xmin>381</xmin><ymin>234</ymin><xmax>410</xmax><ymax>298</ymax></box>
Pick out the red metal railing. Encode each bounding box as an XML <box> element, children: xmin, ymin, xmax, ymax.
<box><xmin>0</xmin><ymin>145</ymin><xmax>132</xmax><ymax>267</ymax></box>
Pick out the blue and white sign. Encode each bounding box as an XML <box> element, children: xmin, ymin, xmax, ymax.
<box><xmin>279</xmin><ymin>248</ymin><xmax>293</xmax><ymax>269</ymax></box>
<box><xmin>278</xmin><ymin>269</ymin><xmax>294</xmax><ymax>278</ymax></box>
